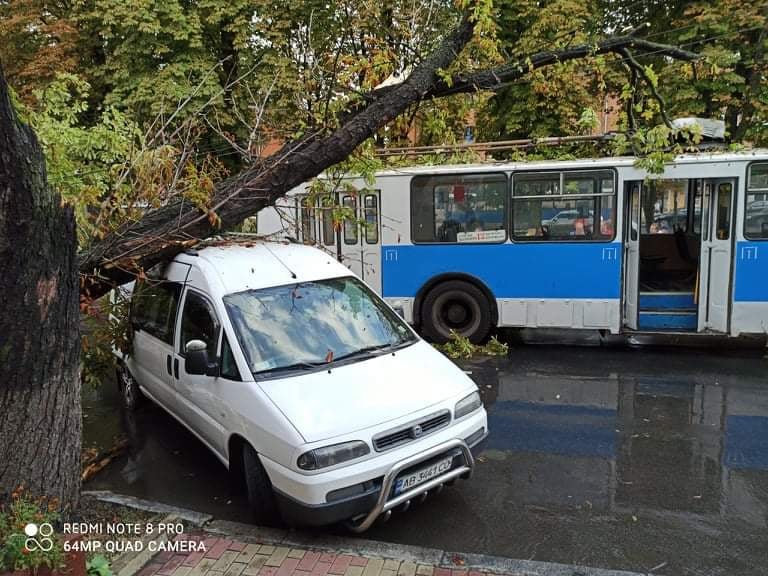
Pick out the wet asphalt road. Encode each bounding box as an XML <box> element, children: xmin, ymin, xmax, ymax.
<box><xmin>83</xmin><ymin>343</ymin><xmax>768</xmax><ymax>576</ymax></box>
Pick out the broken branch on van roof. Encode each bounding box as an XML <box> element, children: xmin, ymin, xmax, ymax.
<box><xmin>78</xmin><ymin>19</ymin><xmax>701</xmax><ymax>301</ymax></box>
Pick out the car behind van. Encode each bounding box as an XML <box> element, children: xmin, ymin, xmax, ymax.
<box><xmin>116</xmin><ymin>241</ymin><xmax>487</xmax><ymax>530</ymax></box>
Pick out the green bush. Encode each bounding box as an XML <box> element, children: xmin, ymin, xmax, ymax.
<box><xmin>0</xmin><ymin>490</ymin><xmax>64</xmax><ymax>572</ymax></box>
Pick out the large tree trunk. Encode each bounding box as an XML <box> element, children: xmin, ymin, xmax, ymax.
<box><xmin>0</xmin><ymin>67</ymin><xmax>81</xmax><ymax>511</ymax></box>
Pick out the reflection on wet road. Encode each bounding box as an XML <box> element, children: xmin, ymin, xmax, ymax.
<box><xmin>84</xmin><ymin>346</ymin><xmax>768</xmax><ymax>575</ymax></box>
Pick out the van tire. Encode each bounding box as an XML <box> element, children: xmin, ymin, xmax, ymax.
<box><xmin>117</xmin><ymin>365</ymin><xmax>144</xmax><ymax>411</ymax></box>
<box><xmin>243</xmin><ymin>445</ymin><xmax>281</xmax><ymax>526</ymax></box>
<box><xmin>421</xmin><ymin>280</ymin><xmax>492</xmax><ymax>344</ymax></box>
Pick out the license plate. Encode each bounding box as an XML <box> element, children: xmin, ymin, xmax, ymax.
<box><xmin>394</xmin><ymin>456</ymin><xmax>453</xmax><ymax>495</ymax></box>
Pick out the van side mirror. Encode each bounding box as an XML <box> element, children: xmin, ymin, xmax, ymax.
<box><xmin>185</xmin><ymin>339</ymin><xmax>219</xmax><ymax>377</ymax></box>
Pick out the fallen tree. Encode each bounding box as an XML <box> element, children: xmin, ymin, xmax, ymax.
<box><xmin>1</xmin><ymin>6</ymin><xmax>701</xmax><ymax>511</ymax></box>
<box><xmin>79</xmin><ymin>29</ymin><xmax>699</xmax><ymax>301</ymax></box>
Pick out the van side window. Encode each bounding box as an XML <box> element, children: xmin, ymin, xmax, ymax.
<box><xmin>180</xmin><ymin>292</ymin><xmax>219</xmax><ymax>357</ymax></box>
<box><xmin>131</xmin><ymin>282</ymin><xmax>181</xmax><ymax>344</ymax></box>
<box><xmin>220</xmin><ymin>335</ymin><xmax>241</xmax><ymax>381</ymax></box>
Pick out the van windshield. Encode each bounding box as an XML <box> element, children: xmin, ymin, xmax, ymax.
<box><xmin>223</xmin><ymin>276</ymin><xmax>417</xmax><ymax>377</ymax></box>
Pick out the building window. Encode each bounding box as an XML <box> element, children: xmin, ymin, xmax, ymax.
<box><xmin>746</xmin><ymin>163</ymin><xmax>768</xmax><ymax>240</ymax></box>
<box><xmin>512</xmin><ymin>170</ymin><xmax>616</xmax><ymax>241</ymax></box>
<box><xmin>411</xmin><ymin>173</ymin><xmax>507</xmax><ymax>243</ymax></box>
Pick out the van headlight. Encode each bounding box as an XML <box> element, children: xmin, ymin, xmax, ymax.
<box><xmin>297</xmin><ymin>441</ymin><xmax>370</xmax><ymax>470</ymax></box>
<box><xmin>454</xmin><ymin>391</ymin><xmax>482</xmax><ymax>420</ymax></box>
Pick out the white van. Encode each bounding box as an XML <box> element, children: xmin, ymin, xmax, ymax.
<box><xmin>117</xmin><ymin>241</ymin><xmax>487</xmax><ymax>530</ymax></box>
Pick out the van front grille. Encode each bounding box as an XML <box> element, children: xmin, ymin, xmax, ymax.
<box><xmin>373</xmin><ymin>410</ymin><xmax>451</xmax><ymax>452</ymax></box>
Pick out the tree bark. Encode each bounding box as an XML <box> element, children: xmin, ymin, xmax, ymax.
<box><xmin>0</xmin><ymin>66</ymin><xmax>81</xmax><ymax>511</ymax></box>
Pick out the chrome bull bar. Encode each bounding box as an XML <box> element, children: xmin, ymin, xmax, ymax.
<box><xmin>348</xmin><ymin>438</ymin><xmax>474</xmax><ymax>533</ymax></box>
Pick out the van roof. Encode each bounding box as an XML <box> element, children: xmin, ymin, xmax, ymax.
<box><xmin>174</xmin><ymin>241</ymin><xmax>352</xmax><ymax>295</ymax></box>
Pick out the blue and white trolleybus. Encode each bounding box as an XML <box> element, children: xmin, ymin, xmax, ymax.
<box><xmin>258</xmin><ymin>151</ymin><xmax>768</xmax><ymax>342</ymax></box>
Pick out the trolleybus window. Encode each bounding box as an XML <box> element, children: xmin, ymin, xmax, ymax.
<box><xmin>411</xmin><ymin>173</ymin><xmax>507</xmax><ymax>243</ymax></box>
<box><xmin>343</xmin><ymin>195</ymin><xmax>358</xmax><ymax>244</ymax></box>
<box><xmin>364</xmin><ymin>194</ymin><xmax>379</xmax><ymax>244</ymax></box>
<box><xmin>639</xmin><ymin>179</ymin><xmax>689</xmax><ymax>235</ymax></box>
<box><xmin>512</xmin><ymin>170</ymin><xmax>615</xmax><ymax>241</ymax></box>
<box><xmin>746</xmin><ymin>163</ymin><xmax>768</xmax><ymax>240</ymax></box>
<box><xmin>300</xmin><ymin>198</ymin><xmax>316</xmax><ymax>243</ymax></box>
<box><xmin>692</xmin><ymin>180</ymin><xmax>708</xmax><ymax>237</ymax></box>
<box><xmin>716</xmin><ymin>183</ymin><xmax>733</xmax><ymax>240</ymax></box>
<box><xmin>321</xmin><ymin>202</ymin><xmax>335</xmax><ymax>246</ymax></box>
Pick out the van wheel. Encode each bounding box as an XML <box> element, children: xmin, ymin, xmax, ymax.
<box><xmin>117</xmin><ymin>366</ymin><xmax>144</xmax><ymax>411</ymax></box>
<box><xmin>242</xmin><ymin>445</ymin><xmax>281</xmax><ymax>526</ymax></box>
<box><xmin>421</xmin><ymin>280</ymin><xmax>492</xmax><ymax>344</ymax></box>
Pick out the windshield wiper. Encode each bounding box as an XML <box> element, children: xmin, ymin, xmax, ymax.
<box><xmin>254</xmin><ymin>339</ymin><xmax>416</xmax><ymax>376</ymax></box>
<box><xmin>254</xmin><ymin>361</ymin><xmax>324</xmax><ymax>377</ymax></box>
<box><xmin>331</xmin><ymin>343</ymin><xmax>398</xmax><ymax>363</ymax></box>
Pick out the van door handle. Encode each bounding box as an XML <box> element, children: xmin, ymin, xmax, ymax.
<box><xmin>166</xmin><ymin>355</ymin><xmax>172</xmax><ymax>376</ymax></box>
<box><xmin>174</xmin><ymin>358</ymin><xmax>179</xmax><ymax>380</ymax></box>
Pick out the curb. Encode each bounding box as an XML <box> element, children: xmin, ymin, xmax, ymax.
<box><xmin>82</xmin><ymin>490</ymin><xmax>214</xmax><ymax>525</ymax></box>
<box><xmin>85</xmin><ymin>491</ymin><xmax>656</xmax><ymax>576</ymax></box>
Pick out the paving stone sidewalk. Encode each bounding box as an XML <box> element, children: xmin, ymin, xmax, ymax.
<box><xmin>136</xmin><ymin>536</ymin><xmax>506</xmax><ymax>576</ymax></box>
<box><xmin>94</xmin><ymin>503</ymin><xmax>646</xmax><ymax>576</ymax></box>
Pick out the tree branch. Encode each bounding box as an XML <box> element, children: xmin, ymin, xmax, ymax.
<box><xmin>78</xmin><ymin>29</ymin><xmax>701</xmax><ymax>301</ymax></box>
<box><xmin>78</xmin><ymin>15</ymin><xmax>476</xmax><ymax>298</ymax></box>
<box><xmin>367</xmin><ymin>36</ymin><xmax>699</xmax><ymax>102</ymax></box>
<box><xmin>619</xmin><ymin>47</ymin><xmax>673</xmax><ymax>129</ymax></box>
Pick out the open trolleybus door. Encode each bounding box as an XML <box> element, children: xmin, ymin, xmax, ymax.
<box><xmin>623</xmin><ymin>182</ymin><xmax>642</xmax><ymax>330</ymax></box>
<box><xmin>698</xmin><ymin>179</ymin><xmax>735</xmax><ymax>333</ymax></box>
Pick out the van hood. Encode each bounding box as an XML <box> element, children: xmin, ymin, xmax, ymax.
<box><xmin>256</xmin><ymin>340</ymin><xmax>475</xmax><ymax>444</ymax></box>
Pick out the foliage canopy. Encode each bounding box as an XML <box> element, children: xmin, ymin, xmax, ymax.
<box><xmin>0</xmin><ymin>0</ymin><xmax>763</xmax><ymax>252</ymax></box>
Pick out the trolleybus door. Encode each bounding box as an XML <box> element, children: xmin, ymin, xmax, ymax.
<box><xmin>360</xmin><ymin>191</ymin><xmax>382</xmax><ymax>293</ymax></box>
<box><xmin>698</xmin><ymin>179</ymin><xmax>735</xmax><ymax>333</ymax></box>
<box><xmin>338</xmin><ymin>191</ymin><xmax>382</xmax><ymax>292</ymax></box>
<box><xmin>623</xmin><ymin>183</ymin><xmax>642</xmax><ymax>330</ymax></box>
<box><xmin>339</xmin><ymin>193</ymin><xmax>363</xmax><ymax>278</ymax></box>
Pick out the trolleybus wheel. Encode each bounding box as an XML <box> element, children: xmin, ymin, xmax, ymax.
<box><xmin>421</xmin><ymin>280</ymin><xmax>492</xmax><ymax>344</ymax></box>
